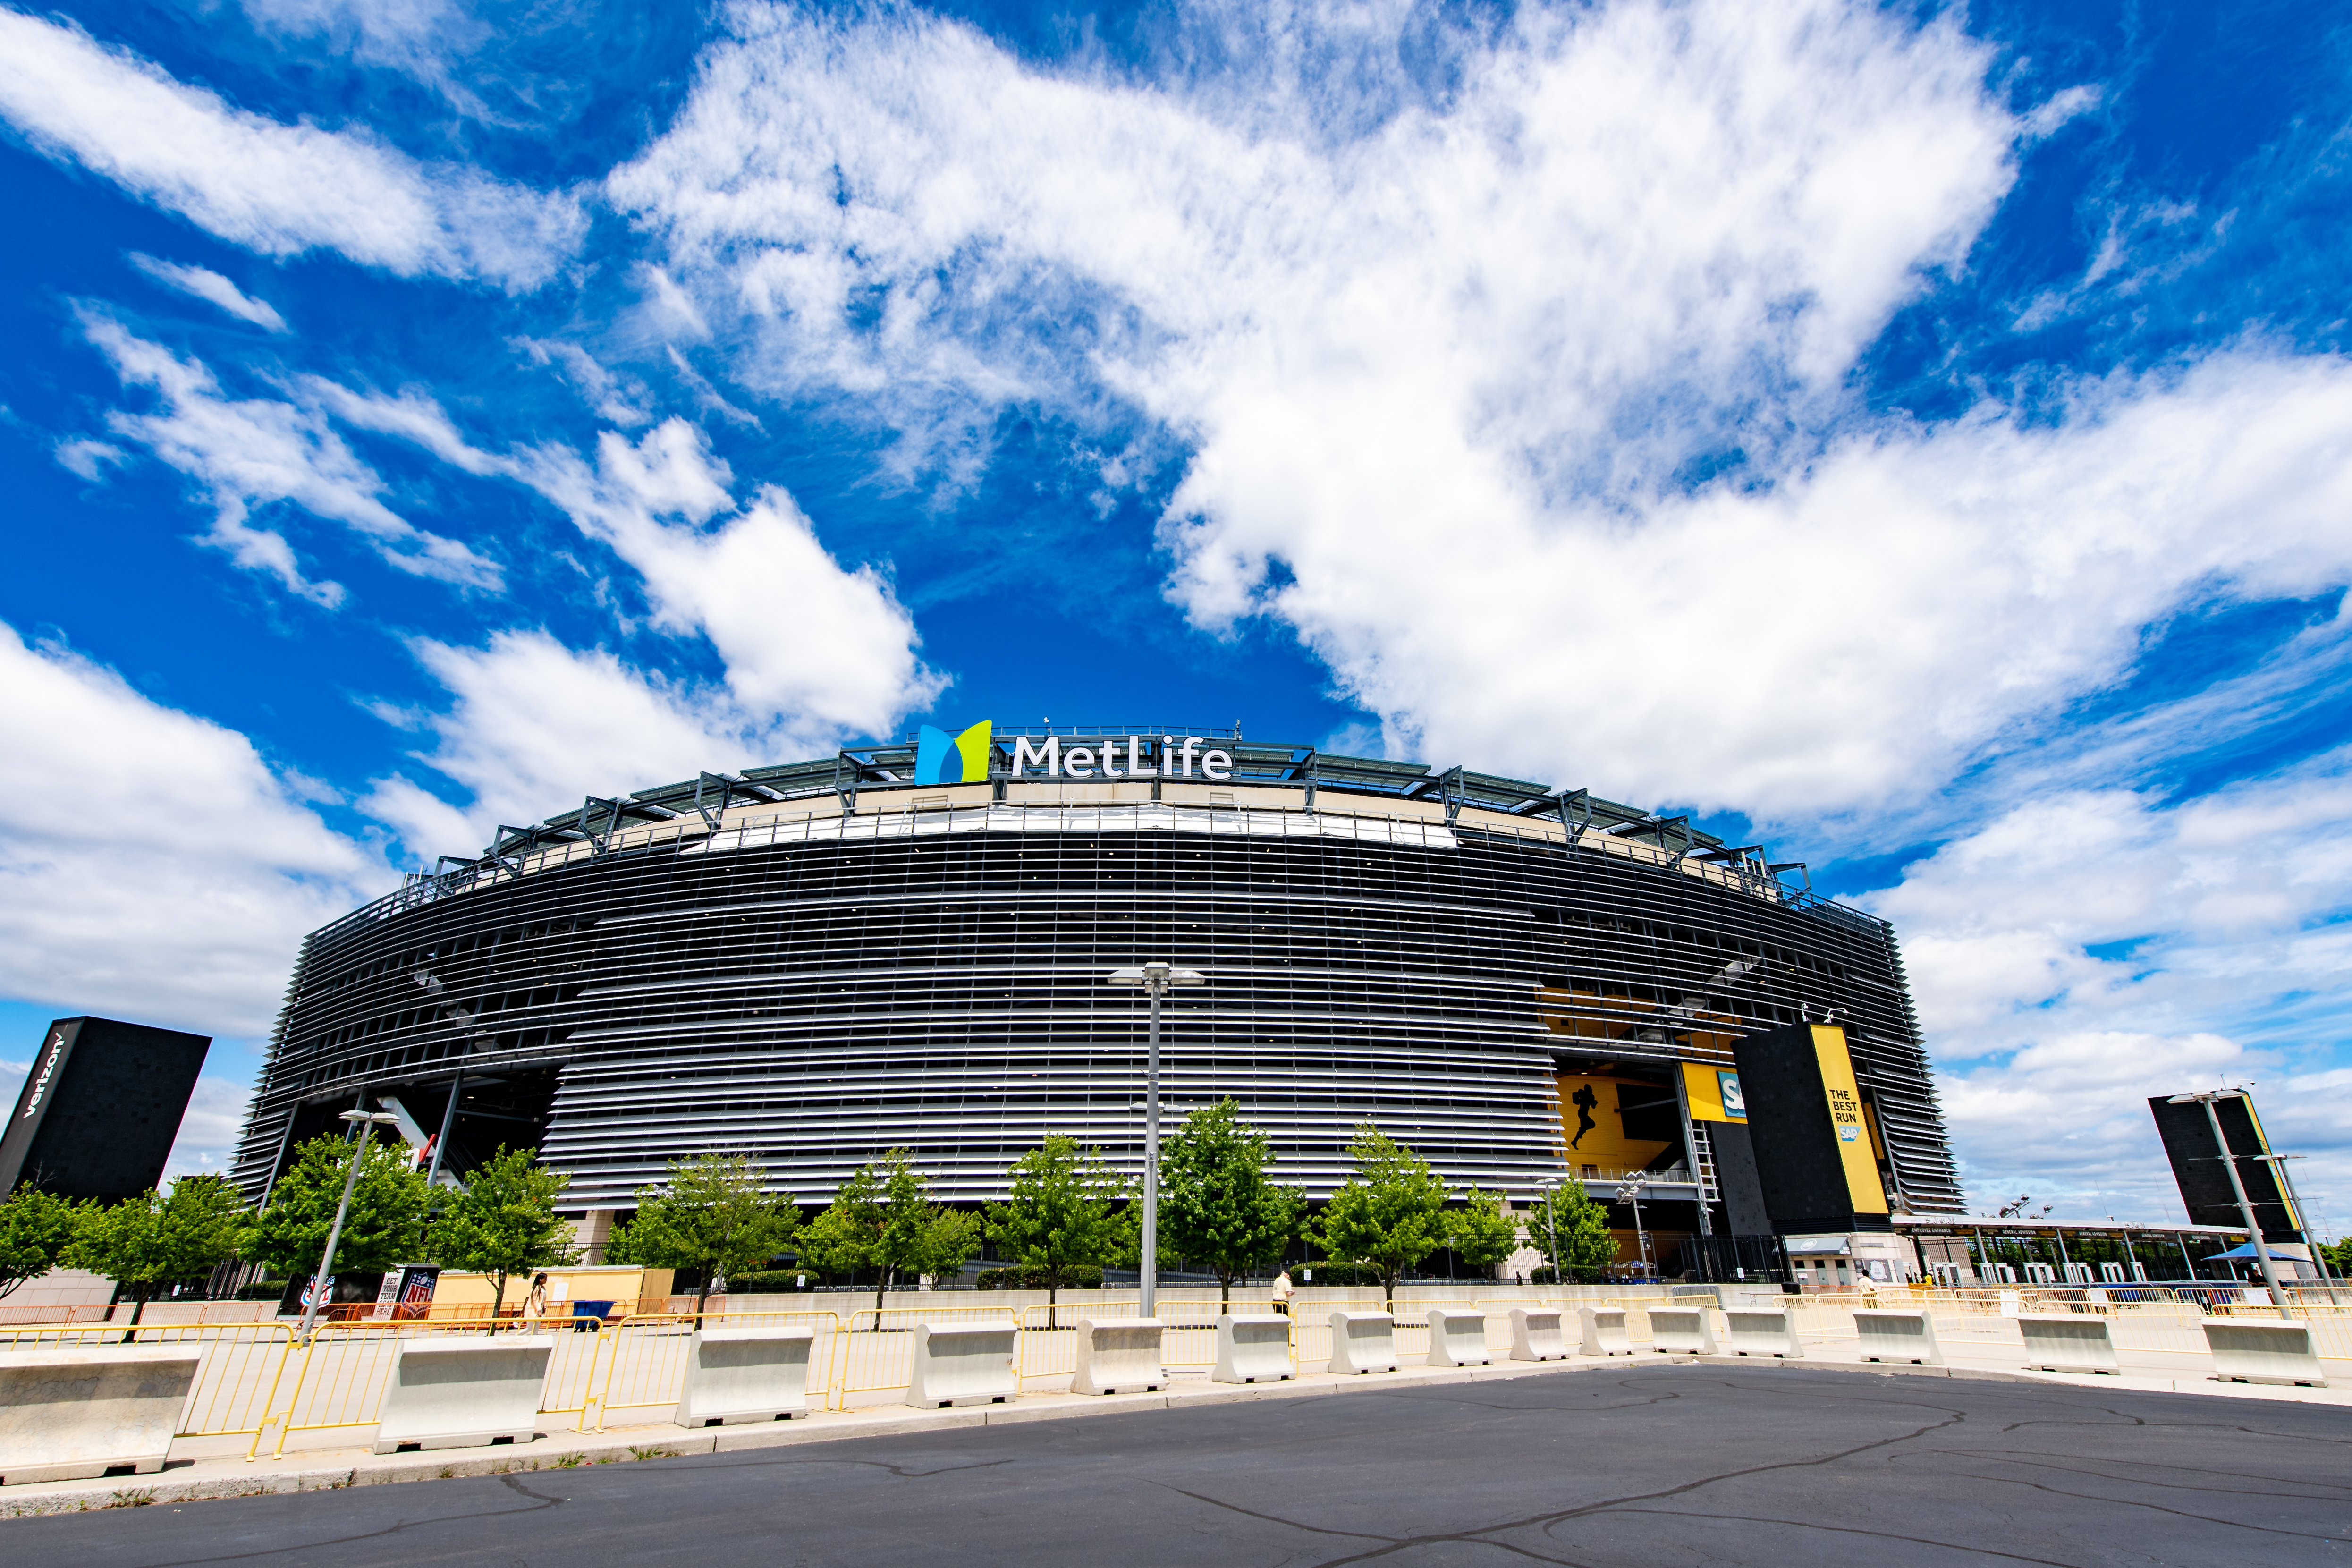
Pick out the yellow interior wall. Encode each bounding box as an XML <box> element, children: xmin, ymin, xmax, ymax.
<box><xmin>1554</xmin><ymin>1075</ymin><xmax>1674</xmax><ymax>1169</ymax></box>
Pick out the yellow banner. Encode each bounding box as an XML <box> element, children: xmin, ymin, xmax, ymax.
<box><xmin>1810</xmin><ymin>1025</ymin><xmax>1888</xmax><ymax>1214</ymax></box>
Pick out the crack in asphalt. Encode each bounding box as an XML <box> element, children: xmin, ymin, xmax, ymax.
<box><xmin>1599</xmin><ymin>1504</ymin><xmax>2087</xmax><ymax>1565</ymax></box>
<box><xmin>63</xmin><ymin>1452</ymin><xmax>1022</xmax><ymax>1566</ymax></box>
<box><xmin>1922</xmin><ymin>1448</ymin><xmax>2350</xmax><ymax>1500</ymax></box>
<box><xmin>1163</xmin><ymin>1404</ymin><xmax>1976</xmax><ymax>1567</ymax></box>
<box><xmin>1925</xmin><ymin>1467</ymin><xmax>2352</xmax><ymax>1540</ymax></box>
<box><xmin>143</xmin><ymin>1477</ymin><xmax>562</xmax><ymax>1564</ymax></box>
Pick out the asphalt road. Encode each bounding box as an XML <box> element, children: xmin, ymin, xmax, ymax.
<box><xmin>9</xmin><ymin>1365</ymin><xmax>2349</xmax><ymax>1566</ymax></box>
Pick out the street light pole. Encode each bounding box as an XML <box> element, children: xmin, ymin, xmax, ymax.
<box><xmin>1108</xmin><ymin>963</ymin><xmax>1203</xmax><ymax>1320</ymax></box>
<box><xmin>2170</xmin><ymin>1091</ymin><xmax>2286</xmax><ymax>1306</ymax></box>
<box><xmin>1616</xmin><ymin>1180</ymin><xmax>1650</xmax><ymax>1280</ymax></box>
<box><xmin>1542</xmin><ymin>1181</ymin><xmax>1564</xmax><ymax>1288</ymax></box>
<box><xmin>298</xmin><ymin>1107</ymin><xmax>405</xmax><ymax>1342</ymax></box>
<box><xmin>2255</xmin><ymin>1153</ymin><xmax>2342</xmax><ymax>1305</ymax></box>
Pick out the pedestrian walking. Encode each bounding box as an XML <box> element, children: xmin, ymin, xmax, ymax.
<box><xmin>521</xmin><ymin>1271</ymin><xmax>551</xmax><ymax>1330</ymax></box>
<box><xmin>1271</xmin><ymin>1267</ymin><xmax>1293</xmax><ymax>1316</ymax></box>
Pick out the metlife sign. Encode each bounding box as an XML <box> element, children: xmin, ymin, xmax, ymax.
<box><xmin>914</xmin><ymin>722</ymin><xmax>1236</xmax><ymax>784</ymax></box>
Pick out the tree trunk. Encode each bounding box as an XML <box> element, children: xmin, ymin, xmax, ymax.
<box><xmin>1382</xmin><ymin>1269</ymin><xmax>1396</xmax><ymax>1313</ymax></box>
<box><xmin>1047</xmin><ymin>1275</ymin><xmax>1058</xmax><ymax>1331</ymax></box>
<box><xmin>694</xmin><ymin>1279</ymin><xmax>712</xmax><ymax>1329</ymax></box>
<box><xmin>490</xmin><ymin>1271</ymin><xmax>508</xmax><ymax>1333</ymax></box>
<box><xmin>120</xmin><ymin>1285</ymin><xmax>152</xmax><ymax>1343</ymax></box>
<box><xmin>874</xmin><ymin>1266</ymin><xmax>888</xmax><ymax>1316</ymax></box>
<box><xmin>1220</xmin><ymin>1272</ymin><xmax>1232</xmax><ymax>1311</ymax></box>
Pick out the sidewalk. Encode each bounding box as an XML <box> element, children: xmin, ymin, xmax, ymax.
<box><xmin>4</xmin><ymin>1343</ymin><xmax>2343</xmax><ymax>1520</ymax></box>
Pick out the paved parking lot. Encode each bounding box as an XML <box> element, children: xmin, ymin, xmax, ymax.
<box><xmin>8</xmin><ymin>1364</ymin><xmax>2348</xmax><ymax>1566</ymax></box>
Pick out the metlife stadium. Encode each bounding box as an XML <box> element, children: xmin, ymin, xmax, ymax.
<box><xmin>230</xmin><ymin>722</ymin><xmax>1964</xmax><ymax>1267</ymax></box>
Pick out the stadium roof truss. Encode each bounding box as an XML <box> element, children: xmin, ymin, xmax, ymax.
<box><xmin>421</xmin><ymin>723</ymin><xmax>1814</xmax><ymax>921</ymax></box>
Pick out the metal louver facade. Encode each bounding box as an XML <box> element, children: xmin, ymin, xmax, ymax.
<box><xmin>231</xmin><ymin>736</ymin><xmax>1964</xmax><ymax>1218</ymax></box>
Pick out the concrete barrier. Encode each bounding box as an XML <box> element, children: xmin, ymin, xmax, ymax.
<box><xmin>1722</xmin><ymin>1309</ymin><xmax>1803</xmax><ymax>1358</ymax></box>
<box><xmin>1327</xmin><ymin>1311</ymin><xmax>1398</xmax><ymax>1374</ymax></box>
<box><xmin>0</xmin><ymin>1345</ymin><xmax>203</xmax><ymax>1485</ymax></box>
<box><xmin>1426</xmin><ymin>1307</ymin><xmax>1491</xmax><ymax>1367</ymax></box>
<box><xmin>373</xmin><ymin>1336</ymin><xmax>553</xmax><ymax>1454</ymax></box>
<box><xmin>2016</xmin><ymin>1314</ymin><xmax>2119</xmax><ymax>1375</ymax></box>
<box><xmin>907</xmin><ymin>1320</ymin><xmax>1019</xmax><ymax>1408</ymax></box>
<box><xmin>1579</xmin><ymin>1306</ymin><xmax>1633</xmax><ymax>1356</ymax></box>
<box><xmin>673</xmin><ymin>1327</ymin><xmax>815</xmax><ymax>1426</ymax></box>
<box><xmin>1509</xmin><ymin>1308</ymin><xmax>1568</xmax><ymax>1362</ymax></box>
<box><xmin>1647</xmin><ymin>1307</ymin><xmax>1719</xmax><ymax>1355</ymax></box>
<box><xmin>1213</xmin><ymin>1314</ymin><xmax>1294</xmax><ymax>1383</ymax></box>
<box><xmin>2203</xmin><ymin>1319</ymin><xmax>2329</xmax><ymax>1387</ymax></box>
<box><xmin>1073</xmin><ymin>1318</ymin><xmax>1166</xmax><ymax>1394</ymax></box>
<box><xmin>1853</xmin><ymin>1310</ymin><xmax>1943</xmax><ymax>1366</ymax></box>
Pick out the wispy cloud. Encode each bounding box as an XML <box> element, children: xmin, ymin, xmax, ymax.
<box><xmin>129</xmin><ymin>253</ymin><xmax>291</xmax><ymax>332</ymax></box>
<box><xmin>0</xmin><ymin>8</ymin><xmax>582</xmax><ymax>288</ymax></box>
<box><xmin>84</xmin><ymin>316</ymin><xmax>505</xmax><ymax>601</ymax></box>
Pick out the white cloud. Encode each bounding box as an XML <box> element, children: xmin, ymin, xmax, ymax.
<box><xmin>53</xmin><ymin>438</ymin><xmax>127</xmax><ymax>480</ymax></box>
<box><xmin>0</xmin><ymin>623</ymin><xmax>385</xmax><ymax>1038</ymax></box>
<box><xmin>360</xmin><ymin>627</ymin><xmax>855</xmax><ymax>856</ymax></box>
<box><xmin>507</xmin><ymin>419</ymin><xmax>943</xmax><ymax>730</ymax></box>
<box><xmin>85</xmin><ymin>318</ymin><xmax>504</xmax><ymax>600</ymax></box>
<box><xmin>605</xmin><ymin>2</ymin><xmax>2352</xmax><ymax>826</ymax></box>
<box><xmin>298</xmin><ymin>386</ymin><xmax>942</xmax><ymax>833</ymax></box>
<box><xmin>512</xmin><ymin>338</ymin><xmax>653</xmax><ymax>426</ymax></box>
<box><xmin>129</xmin><ymin>253</ymin><xmax>290</xmax><ymax>332</ymax></box>
<box><xmin>1870</xmin><ymin>750</ymin><xmax>2352</xmax><ymax>1218</ymax></box>
<box><xmin>240</xmin><ymin>0</ymin><xmax>485</xmax><ymax>70</ymax></box>
<box><xmin>597</xmin><ymin>0</ymin><xmax>2352</xmax><ymax>1225</ymax></box>
<box><xmin>0</xmin><ymin>9</ymin><xmax>580</xmax><ymax>288</ymax></box>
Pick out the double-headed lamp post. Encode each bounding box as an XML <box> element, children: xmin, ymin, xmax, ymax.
<box><xmin>1537</xmin><ymin>1178</ymin><xmax>1567</xmax><ymax>1288</ymax></box>
<box><xmin>1615</xmin><ymin>1179</ymin><xmax>1652</xmax><ymax>1280</ymax></box>
<box><xmin>1108</xmin><ymin>962</ymin><xmax>1204</xmax><ymax>1319</ymax></box>
<box><xmin>2168</xmin><ymin>1090</ymin><xmax>2287</xmax><ymax>1305</ymax></box>
<box><xmin>298</xmin><ymin>1107</ymin><xmax>405</xmax><ymax>1342</ymax></box>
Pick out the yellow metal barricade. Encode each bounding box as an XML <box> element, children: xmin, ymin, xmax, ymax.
<box><xmin>587</xmin><ymin>1311</ymin><xmax>842</xmax><ymax>1429</ymax></box>
<box><xmin>247</xmin><ymin>1319</ymin><xmax>609</xmax><ymax>1458</ymax></box>
<box><xmin>0</xmin><ymin>1320</ymin><xmax>298</xmax><ymax>1440</ymax></box>
<box><xmin>832</xmin><ymin>1307</ymin><xmax>1020</xmax><ymax>1410</ymax></box>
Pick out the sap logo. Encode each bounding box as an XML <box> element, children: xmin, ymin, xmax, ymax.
<box><xmin>1837</xmin><ymin>1123</ymin><xmax>1861</xmax><ymax>1142</ymax></box>
<box><xmin>913</xmin><ymin>721</ymin><xmax>993</xmax><ymax>786</ymax></box>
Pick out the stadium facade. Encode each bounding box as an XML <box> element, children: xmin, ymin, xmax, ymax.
<box><xmin>231</xmin><ymin>724</ymin><xmax>1963</xmax><ymax>1273</ymax></box>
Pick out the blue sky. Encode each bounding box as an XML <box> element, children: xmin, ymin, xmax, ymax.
<box><xmin>3</xmin><ymin>0</ymin><xmax>2349</xmax><ymax>1232</ymax></box>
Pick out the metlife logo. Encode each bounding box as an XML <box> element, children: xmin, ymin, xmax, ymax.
<box><xmin>913</xmin><ymin>724</ymin><xmax>1237</xmax><ymax>784</ymax></box>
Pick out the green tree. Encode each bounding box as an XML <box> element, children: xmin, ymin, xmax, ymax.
<box><xmin>799</xmin><ymin>1149</ymin><xmax>980</xmax><ymax>1312</ymax></box>
<box><xmin>0</xmin><ymin>1187</ymin><xmax>87</xmax><ymax>1299</ymax></box>
<box><xmin>1525</xmin><ymin>1181</ymin><xmax>1618</xmax><ymax>1283</ymax></box>
<box><xmin>606</xmin><ymin>1153</ymin><xmax>798</xmax><ymax>1320</ymax></box>
<box><xmin>2321</xmin><ymin>1235</ymin><xmax>2352</xmax><ymax>1277</ymax></box>
<box><xmin>1159</xmin><ymin>1098</ymin><xmax>1304</xmax><ymax>1309</ymax></box>
<box><xmin>67</xmin><ymin>1174</ymin><xmax>248</xmax><ymax>1332</ymax></box>
<box><xmin>1447</xmin><ymin>1188</ymin><xmax>1522</xmax><ymax>1281</ymax></box>
<box><xmin>430</xmin><ymin>1146</ymin><xmax>579</xmax><ymax>1324</ymax></box>
<box><xmin>1312</xmin><ymin>1123</ymin><xmax>1452</xmax><ymax>1310</ymax></box>
<box><xmin>246</xmin><ymin>1133</ymin><xmax>432</xmax><ymax>1281</ymax></box>
<box><xmin>985</xmin><ymin>1136</ymin><xmax>1135</xmax><ymax>1326</ymax></box>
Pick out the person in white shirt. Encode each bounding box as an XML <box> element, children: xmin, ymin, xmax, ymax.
<box><xmin>1271</xmin><ymin>1269</ymin><xmax>1294</xmax><ymax>1316</ymax></box>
